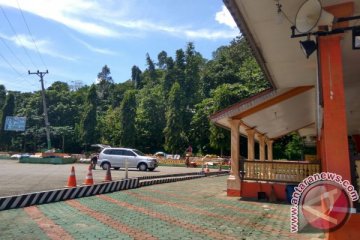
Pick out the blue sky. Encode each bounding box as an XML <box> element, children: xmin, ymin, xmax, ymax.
<box><xmin>0</xmin><ymin>0</ymin><xmax>239</xmax><ymax>92</ymax></box>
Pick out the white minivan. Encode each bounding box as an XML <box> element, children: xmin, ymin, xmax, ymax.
<box><xmin>97</xmin><ymin>147</ymin><xmax>158</xmax><ymax>171</ymax></box>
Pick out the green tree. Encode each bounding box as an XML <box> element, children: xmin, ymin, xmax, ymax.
<box><xmin>146</xmin><ymin>53</ymin><xmax>156</xmax><ymax>82</ymax></box>
<box><xmin>0</xmin><ymin>93</ymin><xmax>15</xmax><ymax>150</ymax></box>
<box><xmin>0</xmin><ymin>85</ymin><xmax>6</xmax><ymax>108</ymax></box>
<box><xmin>15</xmin><ymin>91</ymin><xmax>45</xmax><ymax>152</ymax></box>
<box><xmin>117</xmin><ymin>90</ymin><xmax>137</xmax><ymax>147</ymax></box>
<box><xmin>135</xmin><ymin>86</ymin><xmax>165</xmax><ymax>152</ymax></box>
<box><xmin>162</xmin><ymin>56</ymin><xmax>175</xmax><ymax>97</ymax></box>
<box><xmin>51</xmin><ymin>126</ymin><xmax>74</xmax><ymax>152</ymax></box>
<box><xmin>78</xmin><ymin>85</ymin><xmax>98</xmax><ymax>147</ymax></box>
<box><xmin>184</xmin><ymin>42</ymin><xmax>203</xmax><ymax>104</ymax></box>
<box><xmin>87</xmin><ymin>84</ymin><xmax>98</xmax><ymax>106</ymax></box>
<box><xmin>97</xmin><ymin>64</ymin><xmax>113</xmax><ymax>83</ymax></box>
<box><xmin>285</xmin><ymin>132</ymin><xmax>304</xmax><ymax>160</ymax></box>
<box><xmin>131</xmin><ymin>65</ymin><xmax>142</xmax><ymax>89</ymax></box>
<box><xmin>98</xmin><ymin>106</ymin><xmax>119</xmax><ymax>145</ymax></box>
<box><xmin>174</xmin><ymin>49</ymin><xmax>186</xmax><ymax>89</ymax></box>
<box><xmin>190</xmin><ymin>98</ymin><xmax>213</xmax><ymax>154</ymax></box>
<box><xmin>109</xmin><ymin>80</ymin><xmax>134</xmax><ymax>108</ymax></box>
<box><xmin>183</xmin><ymin>43</ymin><xmax>205</xmax><ymax>138</ymax></box>
<box><xmin>0</xmin><ymin>35</ymin><xmax>275</xmax><ymax>154</ymax></box>
<box><xmin>47</xmin><ymin>81</ymin><xmax>78</xmax><ymax>127</ymax></box>
<box><xmin>209</xmin><ymin>84</ymin><xmax>251</xmax><ymax>155</ymax></box>
<box><xmin>200</xmin><ymin>36</ymin><xmax>269</xmax><ymax>98</ymax></box>
<box><xmin>41</xmin><ymin>81</ymin><xmax>80</xmax><ymax>151</ymax></box>
<box><xmin>239</xmin><ymin>57</ymin><xmax>269</xmax><ymax>94</ymax></box>
<box><xmin>157</xmin><ymin>50</ymin><xmax>168</xmax><ymax>69</ymax></box>
<box><xmin>164</xmin><ymin>82</ymin><xmax>187</xmax><ymax>154</ymax></box>
<box><xmin>97</xmin><ymin>65</ymin><xmax>114</xmax><ymax>112</ymax></box>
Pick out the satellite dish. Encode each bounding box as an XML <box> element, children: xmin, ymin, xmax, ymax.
<box><xmin>295</xmin><ymin>0</ymin><xmax>334</xmax><ymax>33</ymax></box>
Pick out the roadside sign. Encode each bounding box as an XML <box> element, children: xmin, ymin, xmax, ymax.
<box><xmin>4</xmin><ymin>116</ymin><xmax>26</xmax><ymax>131</ymax></box>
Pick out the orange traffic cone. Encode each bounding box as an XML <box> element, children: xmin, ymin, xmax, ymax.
<box><xmin>205</xmin><ymin>164</ymin><xmax>210</xmax><ymax>173</ymax></box>
<box><xmin>83</xmin><ymin>164</ymin><xmax>94</xmax><ymax>185</ymax></box>
<box><xmin>104</xmin><ymin>166</ymin><xmax>112</xmax><ymax>182</ymax></box>
<box><xmin>66</xmin><ymin>166</ymin><xmax>77</xmax><ymax>187</ymax></box>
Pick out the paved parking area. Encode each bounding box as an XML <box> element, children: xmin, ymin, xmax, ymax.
<box><xmin>0</xmin><ymin>175</ymin><xmax>323</xmax><ymax>239</ymax></box>
<box><xmin>0</xmin><ymin>159</ymin><xmax>200</xmax><ymax>197</ymax></box>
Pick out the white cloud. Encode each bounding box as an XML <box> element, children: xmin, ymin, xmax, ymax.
<box><xmin>0</xmin><ymin>0</ymin><xmax>120</xmax><ymax>37</ymax></box>
<box><xmin>112</xmin><ymin>19</ymin><xmax>238</xmax><ymax>40</ymax></box>
<box><xmin>15</xmin><ymin>34</ymin><xmax>77</xmax><ymax>61</ymax></box>
<box><xmin>72</xmin><ymin>37</ymin><xmax>117</xmax><ymax>55</ymax></box>
<box><xmin>0</xmin><ymin>32</ymin><xmax>77</xmax><ymax>61</ymax></box>
<box><xmin>0</xmin><ymin>0</ymin><xmax>238</xmax><ymax>40</ymax></box>
<box><xmin>215</xmin><ymin>5</ymin><xmax>237</xmax><ymax>29</ymax></box>
<box><xmin>184</xmin><ymin>29</ymin><xmax>238</xmax><ymax>40</ymax></box>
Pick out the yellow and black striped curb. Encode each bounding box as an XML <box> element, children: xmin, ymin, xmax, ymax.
<box><xmin>0</xmin><ymin>178</ymin><xmax>138</xmax><ymax>211</ymax></box>
<box><xmin>139</xmin><ymin>175</ymin><xmax>205</xmax><ymax>187</ymax></box>
<box><xmin>138</xmin><ymin>171</ymin><xmax>230</xmax><ymax>186</ymax></box>
<box><xmin>138</xmin><ymin>171</ymin><xmax>205</xmax><ymax>180</ymax></box>
<box><xmin>204</xmin><ymin>171</ymin><xmax>230</xmax><ymax>177</ymax></box>
<box><xmin>0</xmin><ymin>171</ymin><xmax>230</xmax><ymax>211</ymax></box>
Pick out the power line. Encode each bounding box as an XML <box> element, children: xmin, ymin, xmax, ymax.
<box><xmin>7</xmin><ymin>77</ymin><xmax>38</xmax><ymax>89</ymax></box>
<box><xmin>28</xmin><ymin>70</ymin><xmax>51</xmax><ymax>149</ymax></box>
<box><xmin>16</xmin><ymin>0</ymin><xmax>48</xmax><ymax>70</ymax></box>
<box><xmin>0</xmin><ymin>41</ymin><xmax>38</xmax><ymax>88</ymax></box>
<box><xmin>0</xmin><ymin>51</ymin><xmax>24</xmax><ymax>77</ymax></box>
<box><xmin>0</xmin><ymin>5</ymin><xmax>38</xmax><ymax>69</ymax></box>
<box><xmin>0</xmin><ymin>51</ymin><xmax>38</xmax><ymax>89</ymax></box>
<box><xmin>0</xmin><ymin>35</ymin><xmax>28</xmax><ymax>70</ymax></box>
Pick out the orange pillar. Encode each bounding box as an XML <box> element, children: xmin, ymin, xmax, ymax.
<box><xmin>318</xmin><ymin>35</ymin><xmax>351</xmax><ymax>181</ymax></box>
<box><xmin>227</xmin><ymin>119</ymin><xmax>241</xmax><ymax>197</ymax></box>
<box><xmin>246</xmin><ymin>128</ymin><xmax>255</xmax><ymax>160</ymax></box>
<box><xmin>267</xmin><ymin>139</ymin><xmax>273</xmax><ymax>161</ymax></box>
<box><xmin>258</xmin><ymin>134</ymin><xmax>266</xmax><ymax>161</ymax></box>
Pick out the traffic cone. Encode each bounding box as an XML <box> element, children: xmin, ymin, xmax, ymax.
<box><xmin>104</xmin><ymin>166</ymin><xmax>112</xmax><ymax>182</ymax></box>
<box><xmin>205</xmin><ymin>163</ymin><xmax>210</xmax><ymax>173</ymax></box>
<box><xmin>66</xmin><ymin>166</ymin><xmax>77</xmax><ymax>187</ymax></box>
<box><xmin>83</xmin><ymin>164</ymin><xmax>94</xmax><ymax>185</ymax></box>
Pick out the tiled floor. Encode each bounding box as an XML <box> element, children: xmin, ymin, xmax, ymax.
<box><xmin>0</xmin><ymin>176</ymin><xmax>323</xmax><ymax>239</ymax></box>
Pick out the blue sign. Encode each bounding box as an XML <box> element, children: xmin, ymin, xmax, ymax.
<box><xmin>4</xmin><ymin>116</ymin><xmax>26</xmax><ymax>131</ymax></box>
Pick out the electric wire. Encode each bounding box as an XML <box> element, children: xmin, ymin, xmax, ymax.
<box><xmin>0</xmin><ymin>51</ymin><xmax>37</xmax><ymax>89</ymax></box>
<box><xmin>0</xmin><ymin>5</ymin><xmax>39</xmax><ymax>89</ymax></box>
<box><xmin>0</xmin><ymin>5</ymin><xmax>38</xmax><ymax>69</ymax></box>
<box><xmin>16</xmin><ymin>0</ymin><xmax>48</xmax><ymax>70</ymax></box>
<box><xmin>0</xmin><ymin>35</ymin><xmax>28</xmax><ymax>70</ymax></box>
<box><xmin>7</xmin><ymin>77</ymin><xmax>38</xmax><ymax>90</ymax></box>
<box><xmin>0</xmin><ymin>51</ymin><xmax>24</xmax><ymax>77</ymax></box>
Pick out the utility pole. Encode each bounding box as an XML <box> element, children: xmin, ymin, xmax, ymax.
<box><xmin>28</xmin><ymin>70</ymin><xmax>51</xmax><ymax>150</ymax></box>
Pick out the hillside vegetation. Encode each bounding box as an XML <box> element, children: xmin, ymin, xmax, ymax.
<box><xmin>0</xmin><ymin>37</ymin><xmax>270</xmax><ymax>155</ymax></box>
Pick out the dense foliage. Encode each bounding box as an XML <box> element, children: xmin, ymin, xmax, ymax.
<box><xmin>0</xmin><ymin>37</ymin><xmax>273</xmax><ymax>155</ymax></box>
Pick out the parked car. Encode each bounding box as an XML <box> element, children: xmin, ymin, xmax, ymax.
<box><xmin>90</xmin><ymin>144</ymin><xmax>111</xmax><ymax>169</ymax></box>
<box><xmin>154</xmin><ymin>151</ymin><xmax>167</xmax><ymax>158</ymax></box>
<box><xmin>97</xmin><ymin>147</ymin><xmax>158</xmax><ymax>171</ymax></box>
<box><xmin>10</xmin><ymin>153</ymin><xmax>30</xmax><ymax>159</ymax></box>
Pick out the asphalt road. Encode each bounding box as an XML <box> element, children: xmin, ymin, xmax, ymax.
<box><xmin>0</xmin><ymin>159</ymin><xmax>201</xmax><ymax>197</ymax></box>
